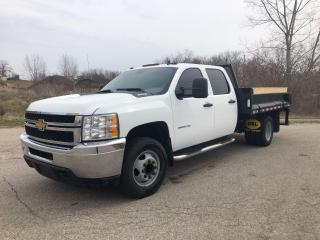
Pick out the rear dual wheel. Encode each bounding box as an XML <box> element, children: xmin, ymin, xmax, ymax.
<box><xmin>245</xmin><ymin>115</ymin><xmax>273</xmax><ymax>146</ymax></box>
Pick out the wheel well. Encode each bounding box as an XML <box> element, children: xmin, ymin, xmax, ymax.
<box><xmin>238</xmin><ymin>111</ymin><xmax>280</xmax><ymax>133</ymax></box>
<box><xmin>126</xmin><ymin>122</ymin><xmax>174</xmax><ymax>166</ymax></box>
<box><xmin>240</xmin><ymin>112</ymin><xmax>280</xmax><ymax>133</ymax></box>
<box><xmin>257</xmin><ymin>112</ymin><xmax>280</xmax><ymax>132</ymax></box>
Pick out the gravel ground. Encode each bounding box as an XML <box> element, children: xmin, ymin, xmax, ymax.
<box><xmin>0</xmin><ymin>124</ymin><xmax>320</xmax><ymax>240</ymax></box>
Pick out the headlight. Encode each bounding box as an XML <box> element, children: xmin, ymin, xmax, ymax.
<box><xmin>82</xmin><ymin>113</ymin><xmax>119</xmax><ymax>141</ymax></box>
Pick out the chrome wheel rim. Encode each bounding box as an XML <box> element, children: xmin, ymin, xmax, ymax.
<box><xmin>133</xmin><ymin>150</ymin><xmax>160</xmax><ymax>187</ymax></box>
<box><xmin>265</xmin><ymin>121</ymin><xmax>272</xmax><ymax>141</ymax></box>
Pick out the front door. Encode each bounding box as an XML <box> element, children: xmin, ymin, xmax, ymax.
<box><xmin>171</xmin><ymin>68</ymin><xmax>214</xmax><ymax>151</ymax></box>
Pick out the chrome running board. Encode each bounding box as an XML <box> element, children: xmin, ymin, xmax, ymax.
<box><xmin>173</xmin><ymin>138</ymin><xmax>235</xmax><ymax>161</ymax></box>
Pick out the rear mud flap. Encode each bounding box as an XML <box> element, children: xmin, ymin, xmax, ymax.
<box><xmin>245</xmin><ymin>119</ymin><xmax>262</xmax><ymax>132</ymax></box>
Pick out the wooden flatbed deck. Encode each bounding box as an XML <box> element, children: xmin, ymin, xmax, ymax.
<box><xmin>252</xmin><ymin>87</ymin><xmax>288</xmax><ymax>95</ymax></box>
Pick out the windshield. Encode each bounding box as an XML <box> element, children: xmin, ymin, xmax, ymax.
<box><xmin>100</xmin><ymin>67</ymin><xmax>177</xmax><ymax>95</ymax></box>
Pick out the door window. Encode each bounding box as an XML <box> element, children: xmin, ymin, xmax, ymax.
<box><xmin>206</xmin><ymin>69</ymin><xmax>230</xmax><ymax>95</ymax></box>
<box><xmin>176</xmin><ymin>68</ymin><xmax>203</xmax><ymax>98</ymax></box>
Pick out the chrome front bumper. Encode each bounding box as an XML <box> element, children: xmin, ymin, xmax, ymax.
<box><xmin>20</xmin><ymin>133</ymin><xmax>126</xmax><ymax>179</ymax></box>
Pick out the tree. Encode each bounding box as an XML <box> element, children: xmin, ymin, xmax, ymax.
<box><xmin>59</xmin><ymin>54</ymin><xmax>78</xmax><ymax>80</ymax></box>
<box><xmin>307</xmin><ymin>28</ymin><xmax>320</xmax><ymax>72</ymax></box>
<box><xmin>0</xmin><ymin>60</ymin><xmax>11</xmax><ymax>77</ymax></box>
<box><xmin>247</xmin><ymin>0</ymin><xmax>319</xmax><ymax>80</ymax></box>
<box><xmin>24</xmin><ymin>55</ymin><xmax>47</xmax><ymax>81</ymax></box>
<box><xmin>80</xmin><ymin>69</ymin><xmax>119</xmax><ymax>84</ymax></box>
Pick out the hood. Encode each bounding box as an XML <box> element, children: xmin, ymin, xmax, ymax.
<box><xmin>27</xmin><ymin>93</ymin><xmax>137</xmax><ymax>115</ymax></box>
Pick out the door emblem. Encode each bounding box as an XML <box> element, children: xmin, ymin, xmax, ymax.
<box><xmin>35</xmin><ymin>119</ymin><xmax>47</xmax><ymax>131</ymax></box>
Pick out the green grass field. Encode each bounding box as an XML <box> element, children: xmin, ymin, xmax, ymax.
<box><xmin>0</xmin><ymin>118</ymin><xmax>24</xmax><ymax>127</ymax></box>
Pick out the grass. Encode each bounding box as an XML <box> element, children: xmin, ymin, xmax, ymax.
<box><xmin>0</xmin><ymin>87</ymin><xmax>38</xmax><ymax>128</ymax></box>
<box><xmin>0</xmin><ymin>118</ymin><xmax>24</xmax><ymax>128</ymax></box>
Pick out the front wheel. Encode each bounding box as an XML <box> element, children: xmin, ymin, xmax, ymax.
<box><xmin>120</xmin><ymin>137</ymin><xmax>167</xmax><ymax>198</ymax></box>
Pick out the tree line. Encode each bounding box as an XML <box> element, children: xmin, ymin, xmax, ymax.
<box><xmin>0</xmin><ymin>54</ymin><xmax>118</xmax><ymax>85</ymax></box>
<box><xmin>22</xmin><ymin>54</ymin><xmax>119</xmax><ymax>84</ymax></box>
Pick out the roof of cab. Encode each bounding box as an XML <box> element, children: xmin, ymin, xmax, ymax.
<box><xmin>131</xmin><ymin>63</ymin><xmax>224</xmax><ymax>70</ymax></box>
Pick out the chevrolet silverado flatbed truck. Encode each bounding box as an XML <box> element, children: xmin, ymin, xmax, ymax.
<box><xmin>20</xmin><ymin>63</ymin><xmax>290</xmax><ymax>198</ymax></box>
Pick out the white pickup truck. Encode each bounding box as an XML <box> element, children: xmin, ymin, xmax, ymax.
<box><xmin>20</xmin><ymin>63</ymin><xmax>290</xmax><ymax>198</ymax></box>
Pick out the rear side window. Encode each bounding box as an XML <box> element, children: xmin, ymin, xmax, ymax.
<box><xmin>206</xmin><ymin>69</ymin><xmax>230</xmax><ymax>95</ymax></box>
<box><xmin>176</xmin><ymin>68</ymin><xmax>203</xmax><ymax>97</ymax></box>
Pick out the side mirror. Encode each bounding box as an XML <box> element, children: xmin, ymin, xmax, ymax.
<box><xmin>175</xmin><ymin>87</ymin><xmax>184</xmax><ymax>100</ymax></box>
<box><xmin>192</xmin><ymin>78</ymin><xmax>208</xmax><ymax>98</ymax></box>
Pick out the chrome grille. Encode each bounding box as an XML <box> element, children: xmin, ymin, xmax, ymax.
<box><xmin>24</xmin><ymin>112</ymin><xmax>82</xmax><ymax>147</ymax></box>
<box><xmin>25</xmin><ymin>112</ymin><xmax>76</xmax><ymax>123</ymax></box>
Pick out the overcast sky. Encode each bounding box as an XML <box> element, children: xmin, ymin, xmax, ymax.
<box><xmin>0</xmin><ymin>0</ymin><xmax>265</xmax><ymax>77</ymax></box>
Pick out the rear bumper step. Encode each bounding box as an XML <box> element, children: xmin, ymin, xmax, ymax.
<box><xmin>173</xmin><ymin>138</ymin><xmax>235</xmax><ymax>161</ymax></box>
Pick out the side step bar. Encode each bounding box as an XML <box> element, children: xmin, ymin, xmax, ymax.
<box><xmin>173</xmin><ymin>138</ymin><xmax>235</xmax><ymax>161</ymax></box>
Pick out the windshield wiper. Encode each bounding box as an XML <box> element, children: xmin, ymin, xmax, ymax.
<box><xmin>116</xmin><ymin>88</ymin><xmax>146</xmax><ymax>92</ymax></box>
<box><xmin>116</xmin><ymin>88</ymin><xmax>153</xmax><ymax>95</ymax></box>
<box><xmin>98</xmin><ymin>89</ymin><xmax>113</xmax><ymax>93</ymax></box>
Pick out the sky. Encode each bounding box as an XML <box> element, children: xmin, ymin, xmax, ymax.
<box><xmin>0</xmin><ymin>0</ymin><xmax>265</xmax><ymax>78</ymax></box>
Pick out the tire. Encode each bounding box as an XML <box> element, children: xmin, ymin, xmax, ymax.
<box><xmin>245</xmin><ymin>115</ymin><xmax>273</xmax><ymax>146</ymax></box>
<box><xmin>257</xmin><ymin>115</ymin><xmax>273</xmax><ymax>146</ymax></box>
<box><xmin>120</xmin><ymin>137</ymin><xmax>167</xmax><ymax>198</ymax></box>
<box><xmin>245</xmin><ymin>131</ymin><xmax>257</xmax><ymax>145</ymax></box>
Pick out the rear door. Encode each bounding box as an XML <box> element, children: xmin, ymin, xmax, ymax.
<box><xmin>205</xmin><ymin>68</ymin><xmax>238</xmax><ymax>138</ymax></box>
<box><xmin>171</xmin><ymin>68</ymin><xmax>214</xmax><ymax>150</ymax></box>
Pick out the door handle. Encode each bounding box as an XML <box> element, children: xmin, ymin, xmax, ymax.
<box><xmin>228</xmin><ymin>99</ymin><xmax>236</xmax><ymax>104</ymax></box>
<box><xmin>203</xmin><ymin>102</ymin><xmax>213</xmax><ymax>108</ymax></box>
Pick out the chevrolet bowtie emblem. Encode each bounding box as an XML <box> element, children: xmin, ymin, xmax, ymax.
<box><xmin>35</xmin><ymin>119</ymin><xmax>47</xmax><ymax>131</ymax></box>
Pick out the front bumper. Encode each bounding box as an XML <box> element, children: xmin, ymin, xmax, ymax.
<box><xmin>20</xmin><ymin>133</ymin><xmax>126</xmax><ymax>179</ymax></box>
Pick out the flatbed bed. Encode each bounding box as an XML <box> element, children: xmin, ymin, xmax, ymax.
<box><xmin>220</xmin><ymin>65</ymin><xmax>291</xmax><ymax>131</ymax></box>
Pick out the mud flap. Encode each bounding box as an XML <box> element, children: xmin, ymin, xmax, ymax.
<box><xmin>245</xmin><ymin>118</ymin><xmax>262</xmax><ymax>133</ymax></box>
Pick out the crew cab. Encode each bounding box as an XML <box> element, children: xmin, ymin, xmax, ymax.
<box><xmin>20</xmin><ymin>63</ymin><xmax>290</xmax><ymax>198</ymax></box>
